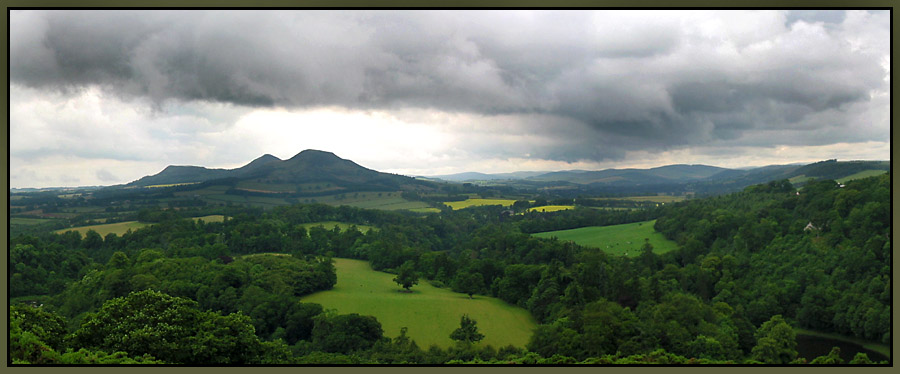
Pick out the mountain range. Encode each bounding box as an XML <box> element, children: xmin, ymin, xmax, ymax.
<box><xmin>124</xmin><ymin>150</ymin><xmax>888</xmax><ymax>198</ymax></box>
<box><xmin>428</xmin><ymin>160</ymin><xmax>889</xmax><ymax>187</ymax></box>
<box><xmin>127</xmin><ymin>149</ymin><xmax>433</xmax><ymax>194</ymax></box>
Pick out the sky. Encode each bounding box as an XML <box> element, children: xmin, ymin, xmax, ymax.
<box><xmin>9</xmin><ymin>9</ymin><xmax>891</xmax><ymax>188</ymax></box>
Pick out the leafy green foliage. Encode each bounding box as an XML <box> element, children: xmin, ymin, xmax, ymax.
<box><xmin>312</xmin><ymin>313</ymin><xmax>385</xmax><ymax>353</ymax></box>
<box><xmin>393</xmin><ymin>260</ymin><xmax>420</xmax><ymax>291</ymax></box>
<box><xmin>9</xmin><ymin>305</ymin><xmax>68</xmax><ymax>350</ymax></box>
<box><xmin>452</xmin><ymin>271</ymin><xmax>484</xmax><ymax>298</ymax></box>
<box><xmin>450</xmin><ymin>315</ymin><xmax>485</xmax><ymax>344</ymax></box>
<box><xmin>69</xmin><ymin>290</ymin><xmax>274</xmax><ymax>364</ymax></box>
<box><xmin>751</xmin><ymin>315</ymin><xmax>798</xmax><ymax>364</ymax></box>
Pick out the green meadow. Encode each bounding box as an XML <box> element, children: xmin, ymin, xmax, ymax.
<box><xmin>532</xmin><ymin>220</ymin><xmax>678</xmax><ymax>257</ymax></box>
<box><xmin>192</xmin><ymin>215</ymin><xmax>226</xmax><ymax>223</ymax></box>
<box><xmin>300</xmin><ymin>258</ymin><xmax>537</xmax><ymax>349</ymax></box>
<box><xmin>592</xmin><ymin>195</ymin><xmax>686</xmax><ymax>203</ymax></box>
<box><xmin>10</xmin><ymin>217</ymin><xmax>56</xmax><ymax>226</ymax></box>
<box><xmin>836</xmin><ymin>170</ymin><xmax>887</xmax><ymax>184</ymax></box>
<box><xmin>55</xmin><ymin>221</ymin><xmax>150</xmax><ymax>237</ymax></box>
<box><xmin>55</xmin><ymin>215</ymin><xmax>225</xmax><ymax>237</ymax></box>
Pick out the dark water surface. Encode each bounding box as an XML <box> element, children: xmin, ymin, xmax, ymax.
<box><xmin>796</xmin><ymin>334</ymin><xmax>889</xmax><ymax>363</ymax></box>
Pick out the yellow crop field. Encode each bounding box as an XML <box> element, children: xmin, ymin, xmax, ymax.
<box><xmin>527</xmin><ymin>205</ymin><xmax>575</xmax><ymax>212</ymax></box>
<box><xmin>444</xmin><ymin>198</ymin><xmax>518</xmax><ymax>210</ymax></box>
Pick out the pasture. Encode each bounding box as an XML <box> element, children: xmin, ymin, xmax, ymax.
<box><xmin>788</xmin><ymin>175</ymin><xmax>814</xmax><ymax>184</ymax></box>
<box><xmin>300</xmin><ymin>258</ymin><xmax>537</xmax><ymax>349</ymax></box>
<box><xmin>592</xmin><ymin>195</ymin><xmax>686</xmax><ymax>203</ymax></box>
<box><xmin>204</xmin><ymin>193</ymin><xmax>292</xmax><ymax>207</ymax></box>
<box><xmin>55</xmin><ymin>221</ymin><xmax>150</xmax><ymax>237</ymax></box>
<box><xmin>193</xmin><ymin>215</ymin><xmax>226</xmax><ymax>223</ymax></box>
<box><xmin>532</xmin><ymin>220</ymin><xmax>678</xmax><ymax>257</ymax></box>
<box><xmin>56</xmin><ymin>215</ymin><xmax>226</xmax><ymax>237</ymax></box>
<box><xmin>292</xmin><ymin>191</ymin><xmax>433</xmax><ymax>212</ymax></box>
<box><xmin>409</xmin><ymin>207</ymin><xmax>442</xmax><ymax>213</ymax></box>
<box><xmin>10</xmin><ymin>217</ymin><xmax>55</xmax><ymax>226</ymax></box>
<box><xmin>236</xmin><ymin>180</ymin><xmax>298</xmax><ymax>193</ymax></box>
<box><xmin>340</xmin><ymin>196</ymin><xmax>432</xmax><ymax>211</ymax></box>
<box><xmin>144</xmin><ymin>182</ymin><xmax>200</xmax><ymax>188</ymax></box>
<box><xmin>444</xmin><ymin>198</ymin><xmax>518</xmax><ymax>210</ymax></box>
<box><xmin>527</xmin><ymin>205</ymin><xmax>575</xmax><ymax>213</ymax></box>
<box><xmin>836</xmin><ymin>170</ymin><xmax>887</xmax><ymax>184</ymax></box>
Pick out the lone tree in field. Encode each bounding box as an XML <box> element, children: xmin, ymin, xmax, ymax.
<box><xmin>452</xmin><ymin>271</ymin><xmax>484</xmax><ymax>299</ymax></box>
<box><xmin>450</xmin><ymin>314</ymin><xmax>484</xmax><ymax>344</ymax></box>
<box><xmin>392</xmin><ymin>261</ymin><xmax>419</xmax><ymax>292</ymax></box>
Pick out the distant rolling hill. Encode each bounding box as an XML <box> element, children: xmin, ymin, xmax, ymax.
<box><xmin>426</xmin><ymin>160</ymin><xmax>889</xmax><ymax>196</ymax></box>
<box><xmin>427</xmin><ymin>171</ymin><xmax>546</xmax><ymax>182</ymax></box>
<box><xmin>124</xmin><ymin>153</ymin><xmax>888</xmax><ymax>202</ymax></box>
<box><xmin>127</xmin><ymin>150</ymin><xmax>436</xmax><ymax>195</ymax></box>
<box><xmin>527</xmin><ymin>164</ymin><xmax>732</xmax><ymax>185</ymax></box>
<box><xmin>698</xmin><ymin>160</ymin><xmax>890</xmax><ymax>189</ymax></box>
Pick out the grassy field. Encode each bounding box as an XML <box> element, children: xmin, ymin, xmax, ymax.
<box><xmin>192</xmin><ymin>215</ymin><xmax>226</xmax><ymax>223</ymax></box>
<box><xmin>338</xmin><ymin>196</ymin><xmax>432</xmax><ymax>211</ymax></box>
<box><xmin>60</xmin><ymin>206</ymin><xmax>107</xmax><ymax>214</ymax></box>
<box><xmin>300</xmin><ymin>258</ymin><xmax>537</xmax><ymax>349</ymax></box>
<box><xmin>299</xmin><ymin>221</ymin><xmax>375</xmax><ymax>233</ymax></box>
<box><xmin>174</xmin><ymin>186</ymin><xmax>433</xmax><ymax>212</ymax></box>
<box><xmin>789</xmin><ymin>175</ymin><xmax>814</xmax><ymax>184</ymax></box>
<box><xmin>174</xmin><ymin>185</ymin><xmax>230</xmax><ymax>197</ymax></box>
<box><xmin>836</xmin><ymin>170</ymin><xmax>887</xmax><ymax>184</ymax></box>
<box><xmin>444</xmin><ymin>198</ymin><xmax>518</xmax><ymax>210</ymax></box>
<box><xmin>527</xmin><ymin>205</ymin><xmax>575</xmax><ymax>213</ymax></box>
<box><xmin>236</xmin><ymin>180</ymin><xmax>298</xmax><ymax>193</ymax></box>
<box><xmin>145</xmin><ymin>182</ymin><xmax>200</xmax><ymax>188</ymax></box>
<box><xmin>55</xmin><ymin>221</ymin><xmax>150</xmax><ymax>237</ymax></box>
<box><xmin>532</xmin><ymin>220</ymin><xmax>678</xmax><ymax>257</ymax></box>
<box><xmin>408</xmin><ymin>207</ymin><xmax>441</xmax><ymax>213</ymax></box>
<box><xmin>592</xmin><ymin>195</ymin><xmax>687</xmax><ymax>203</ymax></box>
<box><xmin>204</xmin><ymin>194</ymin><xmax>292</xmax><ymax>207</ymax></box>
<box><xmin>10</xmin><ymin>217</ymin><xmax>56</xmax><ymax>226</ymax></box>
<box><xmin>56</xmin><ymin>215</ymin><xmax>225</xmax><ymax>237</ymax></box>
<box><xmin>795</xmin><ymin>328</ymin><xmax>890</xmax><ymax>359</ymax></box>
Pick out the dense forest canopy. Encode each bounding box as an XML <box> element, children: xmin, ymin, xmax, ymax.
<box><xmin>9</xmin><ymin>173</ymin><xmax>891</xmax><ymax>364</ymax></box>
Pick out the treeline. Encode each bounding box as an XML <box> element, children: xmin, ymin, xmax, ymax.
<box><xmin>11</xmin><ymin>289</ymin><xmax>882</xmax><ymax>365</ymax></box>
<box><xmin>518</xmin><ymin>206</ymin><xmax>658</xmax><ymax>233</ymax></box>
<box><xmin>654</xmin><ymin>176</ymin><xmax>890</xmax><ymax>343</ymax></box>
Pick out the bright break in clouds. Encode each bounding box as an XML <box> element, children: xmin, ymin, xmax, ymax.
<box><xmin>9</xmin><ymin>10</ymin><xmax>890</xmax><ymax>188</ymax></box>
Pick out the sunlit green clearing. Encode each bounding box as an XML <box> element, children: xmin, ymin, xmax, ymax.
<box><xmin>533</xmin><ymin>220</ymin><xmax>678</xmax><ymax>257</ymax></box>
<box><xmin>300</xmin><ymin>258</ymin><xmax>537</xmax><ymax>349</ymax></box>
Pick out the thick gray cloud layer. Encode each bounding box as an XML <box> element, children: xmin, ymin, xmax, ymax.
<box><xmin>10</xmin><ymin>10</ymin><xmax>890</xmax><ymax>164</ymax></box>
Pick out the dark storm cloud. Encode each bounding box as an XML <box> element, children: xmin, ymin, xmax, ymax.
<box><xmin>10</xmin><ymin>10</ymin><xmax>889</xmax><ymax>163</ymax></box>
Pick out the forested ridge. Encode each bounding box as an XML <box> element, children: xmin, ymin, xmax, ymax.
<box><xmin>9</xmin><ymin>174</ymin><xmax>890</xmax><ymax>364</ymax></box>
